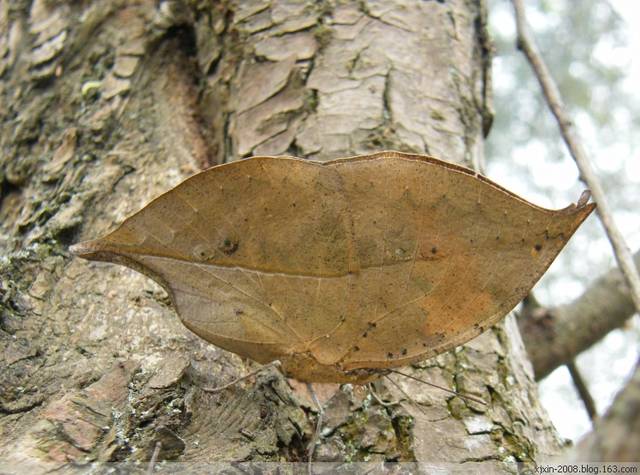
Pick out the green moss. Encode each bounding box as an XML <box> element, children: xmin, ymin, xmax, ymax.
<box><xmin>430</xmin><ymin>109</ymin><xmax>446</xmax><ymax>121</ymax></box>
<box><xmin>391</xmin><ymin>413</ymin><xmax>415</xmax><ymax>460</ymax></box>
<box><xmin>313</xmin><ymin>24</ymin><xmax>333</xmax><ymax>50</ymax></box>
<box><xmin>447</xmin><ymin>396</ymin><xmax>470</xmax><ymax>419</ymax></box>
<box><xmin>305</xmin><ymin>90</ymin><xmax>318</xmax><ymax>113</ymax></box>
<box><xmin>364</xmin><ymin>125</ymin><xmax>420</xmax><ymax>153</ymax></box>
<box><xmin>503</xmin><ymin>431</ymin><xmax>535</xmax><ymax>463</ymax></box>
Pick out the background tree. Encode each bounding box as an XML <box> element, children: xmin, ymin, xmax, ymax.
<box><xmin>2</xmin><ymin>0</ymin><xmax>630</xmax><ymax>471</ymax></box>
<box><xmin>487</xmin><ymin>0</ymin><xmax>640</xmax><ymax>441</ymax></box>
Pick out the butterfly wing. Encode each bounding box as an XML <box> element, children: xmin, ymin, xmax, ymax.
<box><xmin>71</xmin><ymin>152</ymin><xmax>595</xmax><ymax>382</ymax></box>
<box><xmin>321</xmin><ymin>152</ymin><xmax>594</xmax><ymax>372</ymax></box>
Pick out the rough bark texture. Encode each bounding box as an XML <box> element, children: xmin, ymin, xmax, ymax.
<box><xmin>1</xmin><ymin>0</ymin><xmax>562</xmax><ymax>471</ymax></box>
<box><xmin>520</xmin><ymin>250</ymin><xmax>640</xmax><ymax>380</ymax></box>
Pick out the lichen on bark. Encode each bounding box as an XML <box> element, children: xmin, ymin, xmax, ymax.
<box><xmin>0</xmin><ymin>0</ymin><xmax>563</xmax><ymax>471</ymax></box>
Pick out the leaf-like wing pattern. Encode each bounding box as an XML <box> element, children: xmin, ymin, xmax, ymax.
<box><xmin>71</xmin><ymin>151</ymin><xmax>595</xmax><ymax>383</ymax></box>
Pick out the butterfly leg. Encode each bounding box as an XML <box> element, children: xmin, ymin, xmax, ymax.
<box><xmin>306</xmin><ymin>382</ymin><xmax>324</xmax><ymax>470</ymax></box>
<box><xmin>202</xmin><ymin>360</ymin><xmax>282</xmax><ymax>393</ymax></box>
<box><xmin>368</xmin><ymin>382</ymin><xmax>401</xmax><ymax>407</ymax></box>
<box><xmin>146</xmin><ymin>440</ymin><xmax>161</xmax><ymax>475</ymax></box>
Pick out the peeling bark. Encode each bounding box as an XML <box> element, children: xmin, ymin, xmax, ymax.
<box><xmin>1</xmin><ymin>0</ymin><xmax>562</xmax><ymax>471</ymax></box>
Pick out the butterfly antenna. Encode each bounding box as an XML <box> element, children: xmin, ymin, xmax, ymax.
<box><xmin>388</xmin><ymin>369</ymin><xmax>487</xmax><ymax>406</ymax></box>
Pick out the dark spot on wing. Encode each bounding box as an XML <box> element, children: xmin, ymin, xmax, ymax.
<box><xmin>220</xmin><ymin>238</ymin><xmax>239</xmax><ymax>255</ymax></box>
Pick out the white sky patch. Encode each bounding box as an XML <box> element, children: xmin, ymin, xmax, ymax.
<box><xmin>488</xmin><ymin>0</ymin><xmax>640</xmax><ymax>443</ymax></box>
<box><xmin>610</xmin><ymin>0</ymin><xmax>640</xmax><ymax>91</ymax></box>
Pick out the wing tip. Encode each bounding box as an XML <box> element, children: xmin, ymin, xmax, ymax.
<box><xmin>574</xmin><ymin>189</ymin><xmax>597</xmax><ymax>216</ymax></box>
<box><xmin>69</xmin><ymin>238</ymin><xmax>107</xmax><ymax>259</ymax></box>
<box><xmin>577</xmin><ymin>189</ymin><xmax>592</xmax><ymax>207</ymax></box>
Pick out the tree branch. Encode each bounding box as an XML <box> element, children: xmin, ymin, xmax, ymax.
<box><xmin>520</xmin><ymin>250</ymin><xmax>640</xmax><ymax>380</ymax></box>
<box><xmin>565</xmin><ymin>358</ymin><xmax>640</xmax><ymax>462</ymax></box>
<box><xmin>511</xmin><ymin>0</ymin><xmax>640</xmax><ymax>314</ymax></box>
<box><xmin>566</xmin><ymin>360</ymin><xmax>597</xmax><ymax>422</ymax></box>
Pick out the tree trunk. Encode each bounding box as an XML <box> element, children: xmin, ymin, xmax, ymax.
<box><xmin>0</xmin><ymin>0</ymin><xmax>563</xmax><ymax>471</ymax></box>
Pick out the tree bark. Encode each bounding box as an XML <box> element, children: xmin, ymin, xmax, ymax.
<box><xmin>0</xmin><ymin>0</ymin><xmax>563</xmax><ymax>471</ymax></box>
<box><xmin>520</xmin><ymin>250</ymin><xmax>640</xmax><ymax>380</ymax></box>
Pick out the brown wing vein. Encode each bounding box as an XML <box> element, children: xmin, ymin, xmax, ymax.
<box><xmin>192</xmin><ymin>262</ymin><xmax>306</xmax><ymax>344</ymax></box>
<box><xmin>171</xmin><ymin>284</ymin><xmax>287</xmax><ymax>339</ymax></box>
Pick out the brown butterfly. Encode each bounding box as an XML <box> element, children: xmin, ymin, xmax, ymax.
<box><xmin>70</xmin><ymin>151</ymin><xmax>595</xmax><ymax>384</ymax></box>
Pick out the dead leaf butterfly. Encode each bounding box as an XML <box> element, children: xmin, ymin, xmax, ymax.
<box><xmin>70</xmin><ymin>151</ymin><xmax>595</xmax><ymax>383</ymax></box>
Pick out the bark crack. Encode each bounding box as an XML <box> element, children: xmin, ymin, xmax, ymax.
<box><xmin>382</xmin><ymin>69</ymin><xmax>393</xmax><ymax>123</ymax></box>
<box><xmin>0</xmin><ymin>397</ymin><xmax>45</xmax><ymax>415</ymax></box>
<box><xmin>473</xmin><ymin>0</ymin><xmax>494</xmax><ymax>137</ymax></box>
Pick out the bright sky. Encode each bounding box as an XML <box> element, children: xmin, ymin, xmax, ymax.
<box><xmin>488</xmin><ymin>0</ymin><xmax>640</xmax><ymax>443</ymax></box>
<box><xmin>549</xmin><ymin>0</ymin><xmax>640</xmax><ymax>442</ymax></box>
